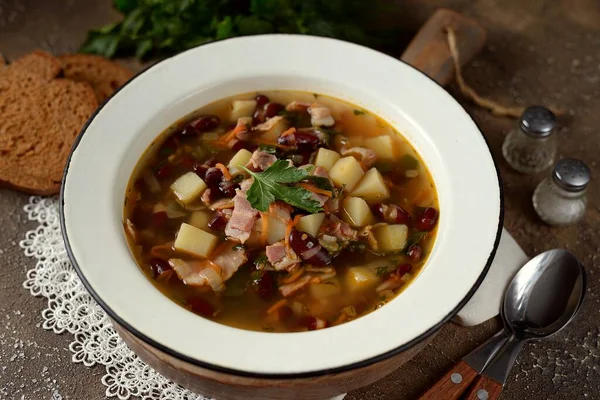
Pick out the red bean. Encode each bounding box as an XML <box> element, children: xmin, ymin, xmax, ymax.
<box><xmin>149</xmin><ymin>258</ymin><xmax>171</xmax><ymax>278</ymax></box>
<box><xmin>304</xmin><ymin>249</ymin><xmax>332</xmax><ymax>266</ymax></box>
<box><xmin>394</xmin><ymin>263</ymin><xmax>413</xmax><ymax>278</ymax></box>
<box><xmin>151</xmin><ymin>211</ymin><xmax>169</xmax><ymax>229</ymax></box>
<box><xmin>372</xmin><ymin>203</ymin><xmax>411</xmax><ymax>224</ymax></box>
<box><xmin>255</xmin><ymin>94</ymin><xmax>270</xmax><ymax>107</ymax></box>
<box><xmin>252</xmin><ymin>270</ymin><xmax>275</xmax><ymax>299</ymax></box>
<box><xmin>204</xmin><ymin>167</ymin><xmax>223</xmax><ymax>186</ymax></box>
<box><xmin>205</xmin><ymin>158</ymin><xmax>219</xmax><ymax>167</ymax></box>
<box><xmin>407</xmin><ymin>244</ymin><xmax>422</xmax><ymax>262</ymax></box>
<box><xmin>193</xmin><ymin>163</ymin><xmax>209</xmax><ymax>179</ymax></box>
<box><xmin>178</xmin><ymin>124</ymin><xmax>197</xmax><ymax>137</ymax></box>
<box><xmin>208</xmin><ymin>212</ymin><xmax>228</xmax><ymax>231</ymax></box>
<box><xmin>264</xmin><ymin>102</ymin><xmax>285</xmax><ymax>118</ymax></box>
<box><xmin>415</xmin><ymin>207</ymin><xmax>438</xmax><ymax>231</ymax></box>
<box><xmin>187</xmin><ymin>296</ymin><xmax>215</xmax><ymax>317</ymax></box>
<box><xmin>277</xmin><ymin>132</ymin><xmax>295</xmax><ymax>147</ymax></box>
<box><xmin>154</xmin><ymin>162</ymin><xmax>172</xmax><ymax>180</ymax></box>
<box><xmin>231</xmin><ymin>140</ymin><xmax>258</xmax><ymax>153</ymax></box>
<box><xmin>253</xmin><ymin>108</ymin><xmax>265</xmax><ymax>125</ymax></box>
<box><xmin>219</xmin><ymin>181</ymin><xmax>238</xmax><ymax>198</ymax></box>
<box><xmin>191</xmin><ymin>115</ymin><xmax>220</xmax><ymax>132</ymax></box>
<box><xmin>295</xmin><ymin>131</ymin><xmax>321</xmax><ymax>152</ymax></box>
<box><xmin>289</xmin><ymin>230</ymin><xmax>320</xmax><ymax>255</ymax></box>
<box><xmin>298</xmin><ymin>316</ymin><xmax>318</xmax><ymax>331</ymax></box>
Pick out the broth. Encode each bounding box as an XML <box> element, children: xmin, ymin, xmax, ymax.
<box><xmin>124</xmin><ymin>91</ymin><xmax>439</xmax><ymax>332</ymax></box>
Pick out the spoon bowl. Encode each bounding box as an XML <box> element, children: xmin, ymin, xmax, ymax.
<box><xmin>503</xmin><ymin>249</ymin><xmax>586</xmax><ymax>339</ymax></box>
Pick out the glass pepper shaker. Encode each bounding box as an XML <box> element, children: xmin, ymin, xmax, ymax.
<box><xmin>502</xmin><ymin>106</ymin><xmax>557</xmax><ymax>174</ymax></box>
<box><xmin>533</xmin><ymin>158</ymin><xmax>590</xmax><ymax>226</ymax></box>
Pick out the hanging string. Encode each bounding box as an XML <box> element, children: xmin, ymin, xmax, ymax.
<box><xmin>445</xmin><ymin>26</ymin><xmax>563</xmax><ymax>118</ymax></box>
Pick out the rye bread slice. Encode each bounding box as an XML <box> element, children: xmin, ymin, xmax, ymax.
<box><xmin>59</xmin><ymin>54</ymin><xmax>134</xmax><ymax>103</ymax></box>
<box><xmin>9</xmin><ymin>50</ymin><xmax>62</xmax><ymax>80</ymax></box>
<box><xmin>0</xmin><ymin>55</ymin><xmax>98</xmax><ymax>195</ymax></box>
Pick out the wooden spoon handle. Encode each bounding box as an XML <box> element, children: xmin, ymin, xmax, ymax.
<box><xmin>417</xmin><ymin>360</ymin><xmax>478</xmax><ymax>400</ymax></box>
<box><xmin>400</xmin><ymin>8</ymin><xmax>486</xmax><ymax>86</ymax></box>
<box><xmin>464</xmin><ymin>375</ymin><xmax>503</xmax><ymax>400</ymax></box>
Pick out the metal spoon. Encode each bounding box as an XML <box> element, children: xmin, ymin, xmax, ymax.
<box><xmin>419</xmin><ymin>249</ymin><xmax>586</xmax><ymax>400</ymax></box>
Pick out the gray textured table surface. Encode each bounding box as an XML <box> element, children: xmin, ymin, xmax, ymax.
<box><xmin>1</xmin><ymin>0</ymin><xmax>599</xmax><ymax>399</ymax></box>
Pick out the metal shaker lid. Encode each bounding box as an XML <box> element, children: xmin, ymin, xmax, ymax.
<box><xmin>520</xmin><ymin>106</ymin><xmax>557</xmax><ymax>138</ymax></box>
<box><xmin>553</xmin><ymin>158</ymin><xmax>591</xmax><ymax>192</ymax></box>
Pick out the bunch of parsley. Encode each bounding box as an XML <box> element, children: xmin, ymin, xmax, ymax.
<box><xmin>81</xmin><ymin>0</ymin><xmax>395</xmax><ymax>59</ymax></box>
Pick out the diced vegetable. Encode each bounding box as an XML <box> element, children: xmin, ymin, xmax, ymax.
<box><xmin>174</xmin><ymin>223</ymin><xmax>218</xmax><ymax>258</ymax></box>
<box><xmin>373</xmin><ymin>224</ymin><xmax>408</xmax><ymax>253</ymax></box>
<box><xmin>346</xmin><ymin>267</ymin><xmax>378</xmax><ymax>290</ymax></box>
<box><xmin>227</xmin><ymin>149</ymin><xmax>253</xmax><ymax>176</ymax></box>
<box><xmin>170</xmin><ymin>172</ymin><xmax>207</xmax><ymax>205</ymax></box>
<box><xmin>309</xmin><ymin>282</ymin><xmax>342</xmax><ymax>299</ymax></box>
<box><xmin>188</xmin><ymin>211</ymin><xmax>212</xmax><ymax>231</ymax></box>
<box><xmin>259</xmin><ymin>117</ymin><xmax>288</xmax><ymax>141</ymax></box>
<box><xmin>314</xmin><ymin>148</ymin><xmax>341</xmax><ymax>171</ymax></box>
<box><xmin>296</xmin><ymin>213</ymin><xmax>325</xmax><ymax>237</ymax></box>
<box><xmin>365</xmin><ymin>136</ymin><xmax>396</xmax><ymax>160</ymax></box>
<box><xmin>153</xmin><ymin>202</ymin><xmax>187</xmax><ymax>219</ymax></box>
<box><xmin>328</xmin><ymin>156</ymin><xmax>364</xmax><ymax>192</ymax></box>
<box><xmin>230</xmin><ymin>100</ymin><xmax>257</xmax><ymax>121</ymax></box>
<box><xmin>351</xmin><ymin>168</ymin><xmax>390</xmax><ymax>203</ymax></box>
<box><xmin>342</xmin><ymin>197</ymin><xmax>374</xmax><ymax>227</ymax></box>
<box><xmin>266</xmin><ymin>214</ymin><xmax>287</xmax><ymax>245</ymax></box>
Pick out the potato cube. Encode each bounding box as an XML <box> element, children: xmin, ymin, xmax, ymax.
<box><xmin>266</xmin><ymin>214</ymin><xmax>287</xmax><ymax>245</ymax></box>
<box><xmin>188</xmin><ymin>211</ymin><xmax>212</xmax><ymax>231</ymax></box>
<box><xmin>346</xmin><ymin>267</ymin><xmax>377</xmax><ymax>290</ymax></box>
<box><xmin>174</xmin><ymin>223</ymin><xmax>218</xmax><ymax>258</ymax></box>
<box><xmin>314</xmin><ymin>148</ymin><xmax>341</xmax><ymax>171</ymax></box>
<box><xmin>309</xmin><ymin>282</ymin><xmax>342</xmax><ymax>299</ymax></box>
<box><xmin>258</xmin><ymin>117</ymin><xmax>288</xmax><ymax>141</ymax></box>
<box><xmin>365</xmin><ymin>135</ymin><xmax>396</xmax><ymax>161</ymax></box>
<box><xmin>373</xmin><ymin>224</ymin><xmax>408</xmax><ymax>253</ymax></box>
<box><xmin>227</xmin><ymin>149</ymin><xmax>253</xmax><ymax>176</ymax></box>
<box><xmin>230</xmin><ymin>100</ymin><xmax>257</xmax><ymax>121</ymax></box>
<box><xmin>351</xmin><ymin>168</ymin><xmax>390</xmax><ymax>204</ymax></box>
<box><xmin>342</xmin><ymin>197</ymin><xmax>374</xmax><ymax>227</ymax></box>
<box><xmin>296</xmin><ymin>213</ymin><xmax>326</xmax><ymax>237</ymax></box>
<box><xmin>329</xmin><ymin>156</ymin><xmax>364</xmax><ymax>192</ymax></box>
<box><xmin>170</xmin><ymin>172</ymin><xmax>207</xmax><ymax>205</ymax></box>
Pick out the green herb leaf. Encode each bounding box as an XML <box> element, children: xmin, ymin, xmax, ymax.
<box><xmin>303</xmin><ymin>176</ymin><xmax>334</xmax><ymax>192</ymax></box>
<box><xmin>399</xmin><ymin>154</ymin><xmax>419</xmax><ymax>171</ymax></box>
<box><xmin>242</xmin><ymin>160</ymin><xmax>322</xmax><ymax>213</ymax></box>
<box><xmin>353</xmin><ymin>109</ymin><xmax>366</xmax><ymax>116</ymax></box>
<box><xmin>375</xmin><ymin>266</ymin><xmax>389</xmax><ymax>277</ymax></box>
<box><xmin>114</xmin><ymin>0</ymin><xmax>138</xmax><ymax>13</ymax></box>
<box><xmin>258</xmin><ymin>144</ymin><xmax>278</xmax><ymax>154</ymax></box>
<box><xmin>405</xmin><ymin>231</ymin><xmax>428</xmax><ymax>251</ymax></box>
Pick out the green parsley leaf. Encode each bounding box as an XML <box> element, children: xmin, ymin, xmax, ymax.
<box><xmin>353</xmin><ymin>109</ymin><xmax>366</xmax><ymax>115</ymax></box>
<box><xmin>258</xmin><ymin>144</ymin><xmax>278</xmax><ymax>154</ymax></box>
<box><xmin>375</xmin><ymin>266</ymin><xmax>389</xmax><ymax>277</ymax></box>
<box><xmin>242</xmin><ymin>160</ymin><xmax>322</xmax><ymax>213</ymax></box>
<box><xmin>303</xmin><ymin>176</ymin><xmax>334</xmax><ymax>192</ymax></box>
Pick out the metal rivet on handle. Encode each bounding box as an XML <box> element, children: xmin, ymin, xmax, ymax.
<box><xmin>477</xmin><ymin>389</ymin><xmax>489</xmax><ymax>400</ymax></box>
<box><xmin>450</xmin><ymin>373</ymin><xmax>462</xmax><ymax>384</ymax></box>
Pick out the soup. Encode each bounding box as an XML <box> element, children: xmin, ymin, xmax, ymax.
<box><xmin>124</xmin><ymin>91</ymin><xmax>439</xmax><ymax>333</ymax></box>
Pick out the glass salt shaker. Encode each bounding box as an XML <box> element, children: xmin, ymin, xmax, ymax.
<box><xmin>502</xmin><ymin>105</ymin><xmax>557</xmax><ymax>174</ymax></box>
<box><xmin>533</xmin><ymin>158</ymin><xmax>590</xmax><ymax>226</ymax></box>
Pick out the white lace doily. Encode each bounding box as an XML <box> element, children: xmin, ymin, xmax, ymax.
<box><xmin>20</xmin><ymin>196</ymin><xmax>211</xmax><ymax>400</ymax></box>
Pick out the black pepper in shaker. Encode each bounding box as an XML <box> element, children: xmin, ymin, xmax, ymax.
<box><xmin>502</xmin><ymin>106</ymin><xmax>558</xmax><ymax>174</ymax></box>
<box><xmin>533</xmin><ymin>158</ymin><xmax>590</xmax><ymax>226</ymax></box>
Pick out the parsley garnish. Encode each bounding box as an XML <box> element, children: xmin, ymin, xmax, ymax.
<box><xmin>241</xmin><ymin>160</ymin><xmax>322</xmax><ymax>213</ymax></box>
<box><xmin>258</xmin><ymin>144</ymin><xmax>278</xmax><ymax>154</ymax></box>
<box><xmin>353</xmin><ymin>109</ymin><xmax>366</xmax><ymax>116</ymax></box>
<box><xmin>304</xmin><ymin>176</ymin><xmax>334</xmax><ymax>192</ymax></box>
<box><xmin>375</xmin><ymin>266</ymin><xmax>389</xmax><ymax>277</ymax></box>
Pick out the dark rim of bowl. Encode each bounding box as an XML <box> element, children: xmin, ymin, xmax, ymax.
<box><xmin>59</xmin><ymin>34</ymin><xmax>504</xmax><ymax>380</ymax></box>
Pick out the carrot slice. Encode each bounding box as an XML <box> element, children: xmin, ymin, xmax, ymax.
<box><xmin>266</xmin><ymin>299</ymin><xmax>288</xmax><ymax>315</ymax></box>
<box><xmin>215</xmin><ymin>163</ymin><xmax>232</xmax><ymax>181</ymax></box>
<box><xmin>297</xmin><ymin>183</ymin><xmax>332</xmax><ymax>197</ymax></box>
<box><xmin>281</xmin><ymin>266</ymin><xmax>305</xmax><ymax>284</ymax></box>
<box><xmin>279</xmin><ymin>127</ymin><xmax>296</xmax><ymax>138</ymax></box>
